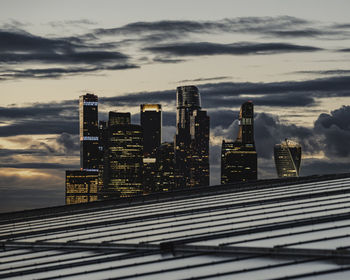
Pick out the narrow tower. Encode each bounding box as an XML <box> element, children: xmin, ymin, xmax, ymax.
<box><xmin>274</xmin><ymin>139</ymin><xmax>302</xmax><ymax>178</ymax></box>
<box><xmin>221</xmin><ymin>102</ymin><xmax>257</xmax><ymax>184</ymax></box>
<box><xmin>79</xmin><ymin>93</ymin><xmax>99</xmax><ymax>171</ymax></box>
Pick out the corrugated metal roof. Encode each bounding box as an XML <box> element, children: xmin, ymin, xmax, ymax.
<box><xmin>1</xmin><ymin>173</ymin><xmax>350</xmax><ymax>279</ymax></box>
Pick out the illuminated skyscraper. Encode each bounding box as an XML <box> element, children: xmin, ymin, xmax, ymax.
<box><xmin>79</xmin><ymin>93</ymin><xmax>99</xmax><ymax>171</ymax></box>
<box><xmin>65</xmin><ymin>170</ymin><xmax>98</xmax><ymax>205</ymax></box>
<box><xmin>190</xmin><ymin>109</ymin><xmax>210</xmax><ymax>187</ymax></box>
<box><xmin>221</xmin><ymin>102</ymin><xmax>257</xmax><ymax>184</ymax></box>
<box><xmin>274</xmin><ymin>139</ymin><xmax>302</xmax><ymax>178</ymax></box>
<box><xmin>141</xmin><ymin>104</ymin><xmax>162</xmax><ymax>157</ymax></box>
<box><xmin>100</xmin><ymin>112</ymin><xmax>144</xmax><ymax>199</ymax></box>
<box><xmin>155</xmin><ymin>142</ymin><xmax>176</xmax><ymax>192</ymax></box>
<box><xmin>141</xmin><ymin>104</ymin><xmax>162</xmax><ymax>193</ymax></box>
<box><xmin>175</xmin><ymin>86</ymin><xmax>209</xmax><ymax>188</ymax></box>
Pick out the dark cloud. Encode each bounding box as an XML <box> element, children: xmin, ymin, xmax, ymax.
<box><xmin>0</xmin><ymin>104</ymin><xmax>75</xmax><ymax>119</ymax></box>
<box><xmin>0</xmin><ymin>64</ymin><xmax>139</xmax><ymax>80</ymax></box>
<box><xmin>0</xmin><ymin>119</ymin><xmax>78</xmax><ymax>137</ymax></box>
<box><xmin>339</xmin><ymin>48</ymin><xmax>350</xmax><ymax>52</ymax></box>
<box><xmin>1</xmin><ymin>75</ymin><xmax>350</xmax><ymax>137</ymax></box>
<box><xmin>300</xmin><ymin>158</ymin><xmax>350</xmax><ymax>176</ymax></box>
<box><xmin>294</xmin><ymin>69</ymin><xmax>350</xmax><ymax>76</ymax></box>
<box><xmin>152</xmin><ymin>57</ymin><xmax>186</xmax><ymax>64</ymax></box>
<box><xmin>98</xmin><ymin>76</ymin><xmax>350</xmax><ymax>110</ymax></box>
<box><xmin>56</xmin><ymin>133</ymin><xmax>80</xmax><ymax>153</ymax></box>
<box><xmin>177</xmin><ymin>76</ymin><xmax>232</xmax><ymax>83</ymax></box>
<box><xmin>0</xmin><ymin>29</ymin><xmax>136</xmax><ymax>80</ymax></box>
<box><xmin>92</xmin><ymin>16</ymin><xmax>344</xmax><ymax>40</ymax></box>
<box><xmin>144</xmin><ymin>42</ymin><xmax>321</xmax><ymax>57</ymax></box>
<box><xmin>0</xmin><ymin>162</ymin><xmax>78</xmax><ymax>169</ymax></box>
<box><xmin>0</xmin><ymin>50</ymin><xmax>128</xmax><ymax>64</ymax></box>
<box><xmin>49</xmin><ymin>19</ymin><xmax>97</xmax><ymax>28</ymax></box>
<box><xmin>314</xmin><ymin>106</ymin><xmax>350</xmax><ymax>157</ymax></box>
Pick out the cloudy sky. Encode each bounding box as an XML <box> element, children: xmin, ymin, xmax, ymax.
<box><xmin>1</xmin><ymin>0</ymin><xmax>350</xmax><ymax>212</ymax></box>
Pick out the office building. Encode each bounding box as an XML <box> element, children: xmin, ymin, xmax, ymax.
<box><xmin>97</xmin><ymin>120</ymin><xmax>108</xmax><ymax>193</ymax></box>
<box><xmin>221</xmin><ymin>101</ymin><xmax>257</xmax><ymax>184</ymax></box>
<box><xmin>175</xmin><ymin>86</ymin><xmax>209</xmax><ymax>188</ymax></box>
<box><xmin>141</xmin><ymin>104</ymin><xmax>162</xmax><ymax>193</ymax></box>
<box><xmin>155</xmin><ymin>142</ymin><xmax>176</xmax><ymax>192</ymax></box>
<box><xmin>65</xmin><ymin>170</ymin><xmax>98</xmax><ymax>205</ymax></box>
<box><xmin>274</xmin><ymin>139</ymin><xmax>302</xmax><ymax>178</ymax></box>
<box><xmin>141</xmin><ymin>104</ymin><xmax>162</xmax><ymax>157</ymax></box>
<box><xmin>190</xmin><ymin>109</ymin><xmax>210</xmax><ymax>187</ymax></box>
<box><xmin>79</xmin><ymin>93</ymin><xmax>99</xmax><ymax>171</ymax></box>
<box><xmin>100</xmin><ymin>112</ymin><xmax>143</xmax><ymax>199</ymax></box>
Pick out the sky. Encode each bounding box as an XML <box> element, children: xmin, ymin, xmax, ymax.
<box><xmin>1</xmin><ymin>0</ymin><xmax>350</xmax><ymax>212</ymax></box>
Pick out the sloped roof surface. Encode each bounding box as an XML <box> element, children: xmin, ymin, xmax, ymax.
<box><xmin>2</xmin><ymin>174</ymin><xmax>350</xmax><ymax>279</ymax></box>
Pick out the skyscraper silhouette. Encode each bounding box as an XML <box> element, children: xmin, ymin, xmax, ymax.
<box><xmin>221</xmin><ymin>101</ymin><xmax>257</xmax><ymax>184</ymax></box>
<box><xmin>274</xmin><ymin>139</ymin><xmax>302</xmax><ymax>178</ymax></box>
<box><xmin>141</xmin><ymin>104</ymin><xmax>162</xmax><ymax>157</ymax></box>
<box><xmin>79</xmin><ymin>93</ymin><xmax>99</xmax><ymax>171</ymax></box>
<box><xmin>175</xmin><ymin>86</ymin><xmax>209</xmax><ymax>188</ymax></box>
<box><xmin>141</xmin><ymin>104</ymin><xmax>162</xmax><ymax>193</ymax></box>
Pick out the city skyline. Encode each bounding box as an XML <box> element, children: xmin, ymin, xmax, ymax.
<box><xmin>1</xmin><ymin>0</ymin><xmax>350</xmax><ymax>212</ymax></box>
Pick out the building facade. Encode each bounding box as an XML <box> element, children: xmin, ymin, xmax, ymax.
<box><xmin>274</xmin><ymin>139</ymin><xmax>302</xmax><ymax>178</ymax></box>
<box><xmin>175</xmin><ymin>86</ymin><xmax>209</xmax><ymax>188</ymax></box>
<box><xmin>79</xmin><ymin>93</ymin><xmax>99</xmax><ymax>171</ymax></box>
<box><xmin>141</xmin><ymin>104</ymin><xmax>162</xmax><ymax>193</ymax></box>
<box><xmin>221</xmin><ymin>101</ymin><xmax>257</xmax><ymax>184</ymax></box>
<box><xmin>190</xmin><ymin>109</ymin><xmax>210</xmax><ymax>187</ymax></box>
<box><xmin>155</xmin><ymin>142</ymin><xmax>176</xmax><ymax>192</ymax></box>
<box><xmin>100</xmin><ymin>112</ymin><xmax>144</xmax><ymax>199</ymax></box>
<box><xmin>65</xmin><ymin>170</ymin><xmax>98</xmax><ymax>205</ymax></box>
<box><xmin>140</xmin><ymin>104</ymin><xmax>162</xmax><ymax>157</ymax></box>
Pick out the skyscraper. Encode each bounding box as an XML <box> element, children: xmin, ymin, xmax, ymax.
<box><xmin>190</xmin><ymin>109</ymin><xmax>210</xmax><ymax>187</ymax></box>
<box><xmin>79</xmin><ymin>93</ymin><xmax>99</xmax><ymax>171</ymax></box>
<box><xmin>141</xmin><ymin>104</ymin><xmax>162</xmax><ymax>193</ymax></box>
<box><xmin>100</xmin><ymin>112</ymin><xmax>144</xmax><ymax>199</ymax></box>
<box><xmin>141</xmin><ymin>104</ymin><xmax>162</xmax><ymax>157</ymax></box>
<box><xmin>274</xmin><ymin>139</ymin><xmax>302</xmax><ymax>178</ymax></box>
<box><xmin>175</xmin><ymin>86</ymin><xmax>209</xmax><ymax>188</ymax></box>
<box><xmin>221</xmin><ymin>102</ymin><xmax>257</xmax><ymax>184</ymax></box>
<box><xmin>155</xmin><ymin>142</ymin><xmax>176</xmax><ymax>192</ymax></box>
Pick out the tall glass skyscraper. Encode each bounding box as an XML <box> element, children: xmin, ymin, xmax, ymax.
<box><xmin>155</xmin><ymin>142</ymin><xmax>176</xmax><ymax>192</ymax></box>
<box><xmin>141</xmin><ymin>104</ymin><xmax>162</xmax><ymax>157</ymax></box>
<box><xmin>274</xmin><ymin>139</ymin><xmax>302</xmax><ymax>178</ymax></box>
<box><xmin>221</xmin><ymin>101</ymin><xmax>257</xmax><ymax>184</ymax></box>
<box><xmin>100</xmin><ymin>112</ymin><xmax>144</xmax><ymax>199</ymax></box>
<box><xmin>140</xmin><ymin>104</ymin><xmax>162</xmax><ymax>194</ymax></box>
<box><xmin>79</xmin><ymin>93</ymin><xmax>99</xmax><ymax>171</ymax></box>
<box><xmin>175</xmin><ymin>86</ymin><xmax>209</xmax><ymax>188</ymax></box>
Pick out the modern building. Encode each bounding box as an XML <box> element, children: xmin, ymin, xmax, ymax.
<box><xmin>5</xmin><ymin>173</ymin><xmax>350</xmax><ymax>279</ymax></box>
<box><xmin>65</xmin><ymin>170</ymin><xmax>98</xmax><ymax>205</ymax></box>
<box><xmin>141</xmin><ymin>104</ymin><xmax>162</xmax><ymax>193</ymax></box>
<box><xmin>175</xmin><ymin>86</ymin><xmax>209</xmax><ymax>188</ymax></box>
<box><xmin>190</xmin><ymin>109</ymin><xmax>210</xmax><ymax>187</ymax></box>
<box><xmin>97</xmin><ymin>120</ymin><xmax>108</xmax><ymax>193</ymax></box>
<box><xmin>79</xmin><ymin>93</ymin><xmax>99</xmax><ymax>171</ymax></box>
<box><xmin>274</xmin><ymin>139</ymin><xmax>302</xmax><ymax>178</ymax></box>
<box><xmin>140</xmin><ymin>104</ymin><xmax>162</xmax><ymax>157</ymax></box>
<box><xmin>155</xmin><ymin>142</ymin><xmax>176</xmax><ymax>192</ymax></box>
<box><xmin>100</xmin><ymin>112</ymin><xmax>144</xmax><ymax>199</ymax></box>
<box><xmin>221</xmin><ymin>101</ymin><xmax>257</xmax><ymax>184</ymax></box>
